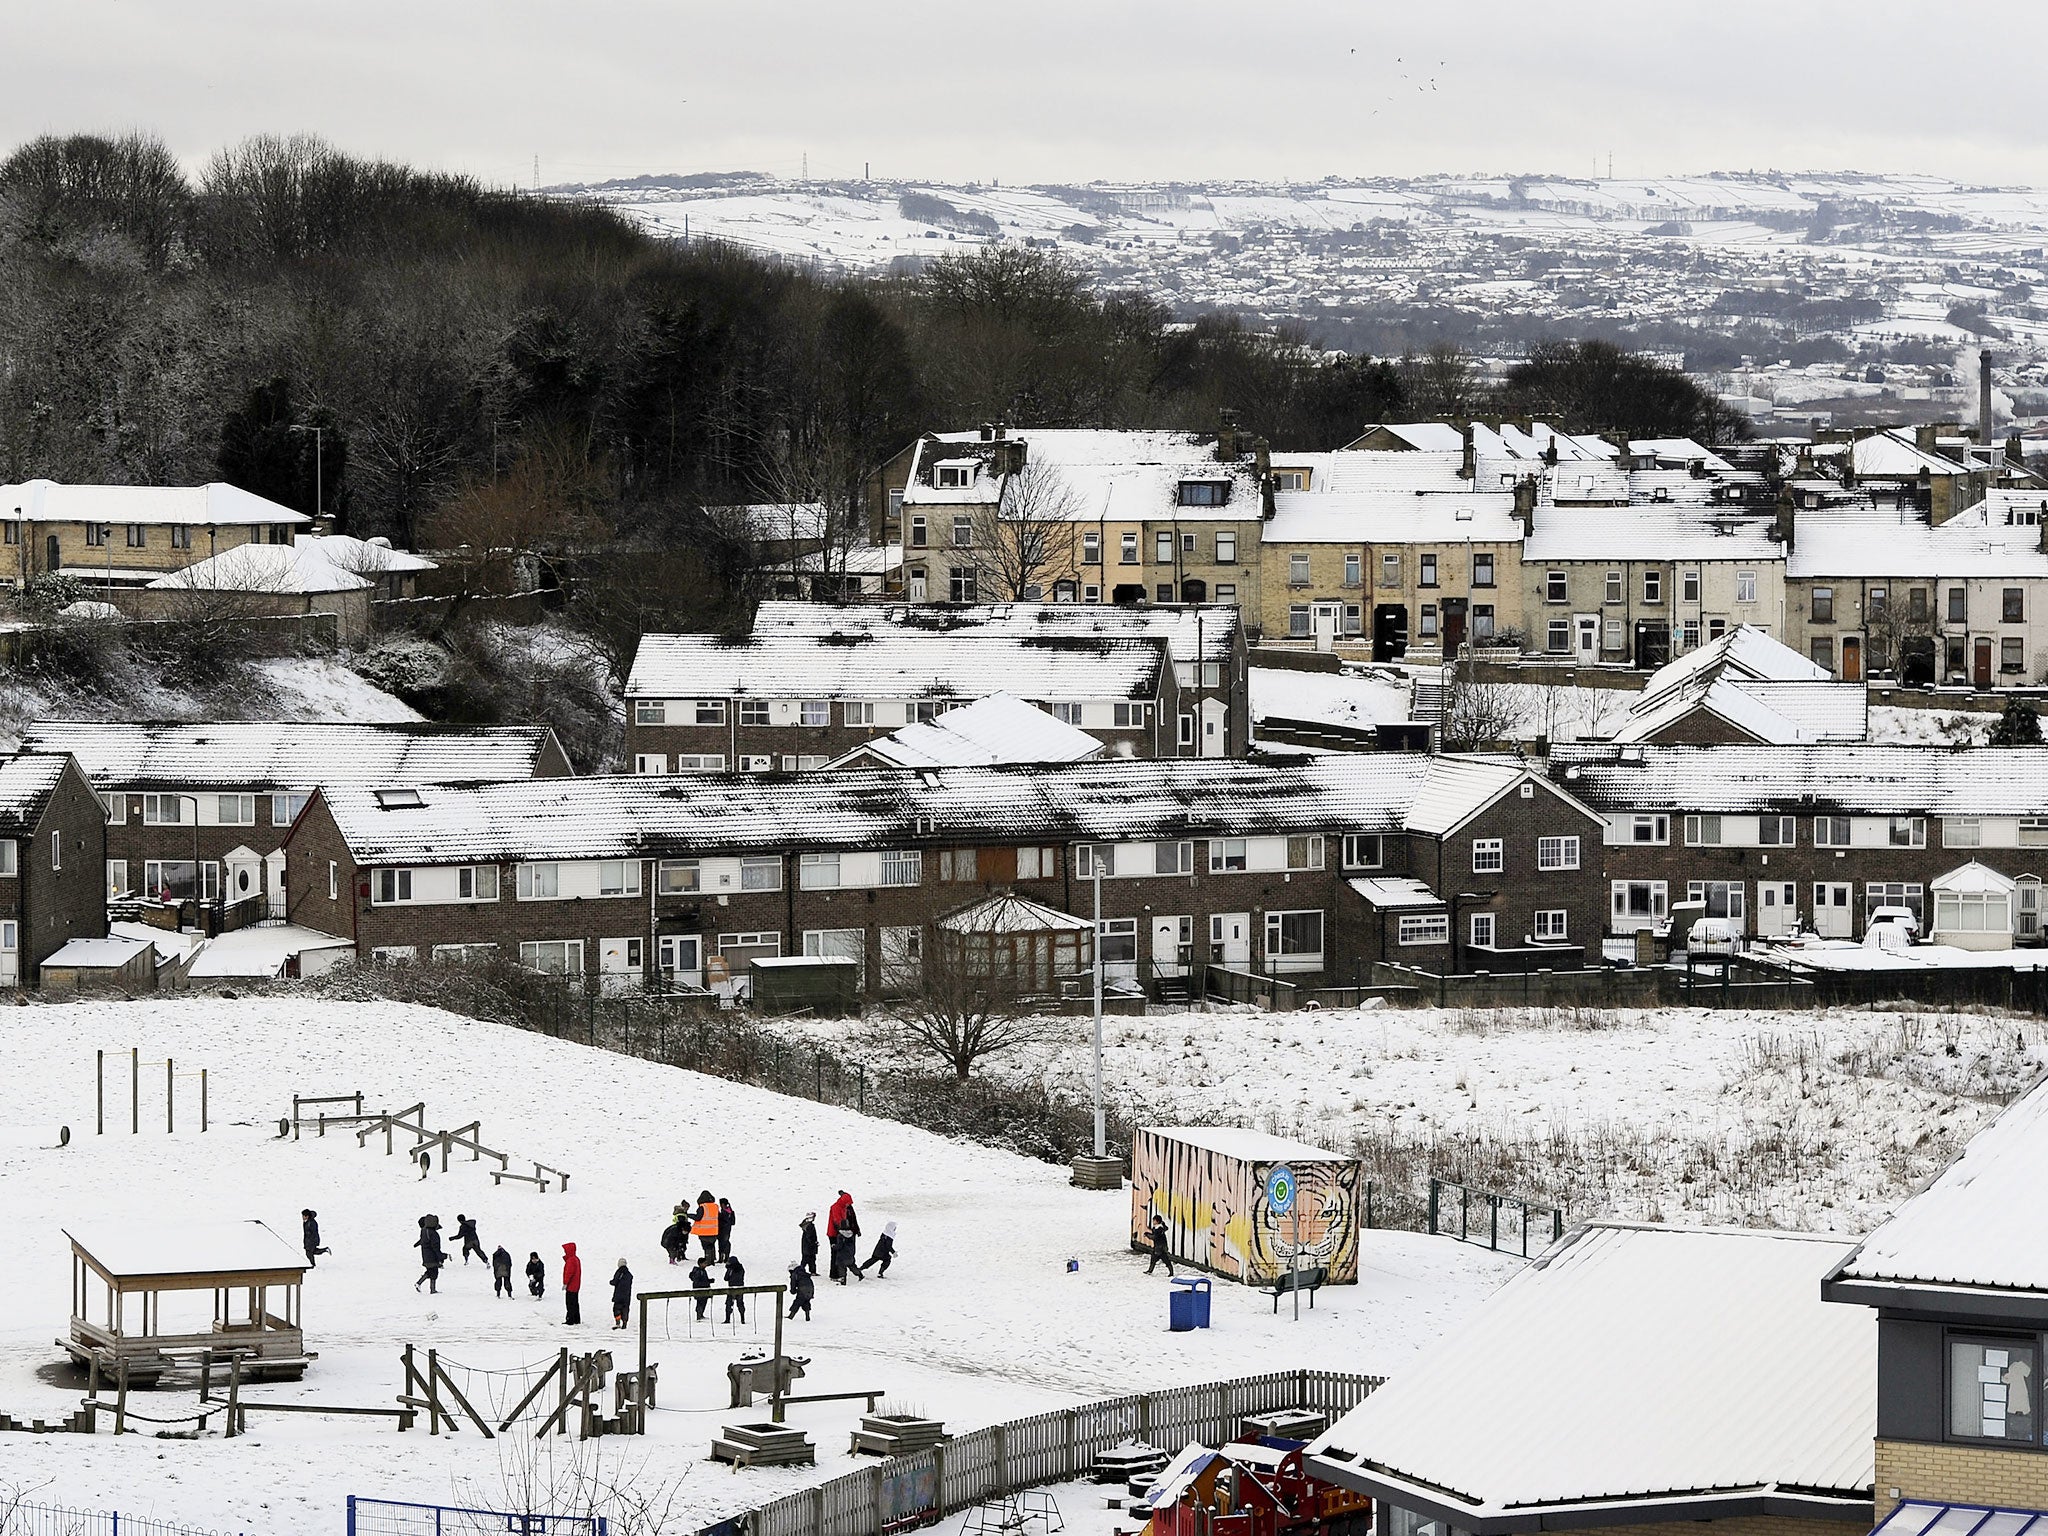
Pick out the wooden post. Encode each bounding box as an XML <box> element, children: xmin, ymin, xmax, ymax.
<box><xmin>770</xmin><ymin>1284</ymin><xmax>788</xmax><ymax>1422</ymax></box>
<box><xmin>427</xmin><ymin>1347</ymin><xmax>442</xmax><ymax>1435</ymax></box>
<box><xmin>130</xmin><ymin>1048</ymin><xmax>138</xmax><ymax>1135</ymax></box>
<box><xmin>225</xmin><ymin>1355</ymin><xmax>242</xmax><ymax>1439</ymax></box>
<box><xmin>200</xmin><ymin>1070</ymin><xmax>208</xmax><ymax>1133</ymax></box>
<box><xmin>96</xmin><ymin>1051</ymin><xmax>104</xmax><ymax>1136</ymax></box>
<box><xmin>114</xmin><ymin>1357</ymin><xmax>129</xmax><ymax>1436</ymax></box>
<box><xmin>635</xmin><ymin>1296</ymin><xmax>648</xmax><ymax>1435</ymax></box>
<box><xmin>167</xmin><ymin>1057</ymin><xmax>174</xmax><ymax>1133</ymax></box>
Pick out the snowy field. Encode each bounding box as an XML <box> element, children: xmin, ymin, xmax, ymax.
<box><xmin>0</xmin><ymin>999</ymin><xmax>1513</xmax><ymax>1532</ymax></box>
<box><xmin>780</xmin><ymin>1003</ymin><xmax>2045</xmax><ymax>1236</ymax></box>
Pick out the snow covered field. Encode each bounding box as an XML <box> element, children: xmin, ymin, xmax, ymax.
<box><xmin>0</xmin><ymin>999</ymin><xmax>1513</xmax><ymax>1532</ymax></box>
<box><xmin>782</xmin><ymin>1003</ymin><xmax>2043</xmax><ymax>1236</ymax></box>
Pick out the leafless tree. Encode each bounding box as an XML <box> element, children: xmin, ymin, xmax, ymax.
<box><xmin>1400</xmin><ymin>343</ymin><xmax>1480</xmax><ymax>420</ymax></box>
<box><xmin>1437</xmin><ymin>660</ymin><xmax>1529</xmax><ymax>751</ymax></box>
<box><xmin>882</xmin><ymin>927</ymin><xmax>1058</xmax><ymax>1081</ymax></box>
<box><xmin>972</xmin><ymin>459</ymin><xmax>1083</xmax><ymax>601</ymax></box>
<box><xmin>424</xmin><ymin>428</ymin><xmax>610</xmax><ymax>593</ymax></box>
<box><xmin>463</xmin><ymin>1419</ymin><xmax>692</xmax><ymax>1536</ymax></box>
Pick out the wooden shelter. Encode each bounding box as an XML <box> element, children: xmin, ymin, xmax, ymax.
<box><xmin>62</xmin><ymin>1220</ymin><xmax>313</xmax><ymax>1382</ymax></box>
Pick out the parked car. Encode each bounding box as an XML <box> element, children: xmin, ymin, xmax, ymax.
<box><xmin>1688</xmin><ymin>916</ymin><xmax>1740</xmax><ymax>956</ymax></box>
<box><xmin>1868</xmin><ymin>905</ymin><xmax>1920</xmax><ymax>941</ymax></box>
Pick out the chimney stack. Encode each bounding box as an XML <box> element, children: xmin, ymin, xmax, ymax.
<box><xmin>1459</xmin><ymin>424</ymin><xmax>1476</xmax><ymax>481</ymax></box>
<box><xmin>1981</xmin><ymin>350</ymin><xmax>1995</xmax><ymax>436</ymax></box>
<box><xmin>1216</xmin><ymin>407</ymin><xmax>1240</xmax><ymax>462</ymax></box>
<box><xmin>1512</xmin><ymin>475</ymin><xmax>1537</xmax><ymax>532</ymax></box>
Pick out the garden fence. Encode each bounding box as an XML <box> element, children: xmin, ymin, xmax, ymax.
<box><xmin>1427</xmin><ymin>1176</ymin><xmax>1564</xmax><ymax>1257</ymax></box>
<box><xmin>345</xmin><ymin>1499</ymin><xmax>605</xmax><ymax>1535</ymax></box>
<box><xmin>0</xmin><ymin>1502</ymin><xmax>252</xmax><ymax>1536</ymax></box>
<box><xmin>731</xmin><ymin>1368</ymin><xmax>1380</xmax><ymax>1536</ymax></box>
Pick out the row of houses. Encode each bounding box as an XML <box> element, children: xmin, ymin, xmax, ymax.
<box><xmin>859</xmin><ymin>420</ymin><xmax>2048</xmax><ymax>686</ymax></box>
<box><xmin>15</xmin><ymin>710</ymin><xmax>2048</xmax><ymax>990</ymax></box>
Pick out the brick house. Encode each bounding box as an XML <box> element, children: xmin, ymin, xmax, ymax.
<box><xmin>283</xmin><ymin>756</ymin><xmax>1606</xmax><ymax>996</ymax></box>
<box><xmin>1824</xmin><ymin>1073</ymin><xmax>2048</xmax><ymax>1519</ymax></box>
<box><xmin>2</xmin><ymin>480</ymin><xmax>308</xmax><ymax>590</ymax></box>
<box><xmin>754</xmin><ymin>600</ymin><xmax>1252</xmax><ymax>758</ymax></box>
<box><xmin>1553</xmin><ymin>743</ymin><xmax>2048</xmax><ymax>944</ymax></box>
<box><xmin>1609</xmin><ymin>626</ymin><xmax>1868</xmax><ymax>746</ymax></box>
<box><xmin>0</xmin><ymin>753</ymin><xmax>110</xmax><ymax>988</ymax></box>
<box><xmin>624</xmin><ymin>627</ymin><xmax>1184</xmax><ymax>771</ymax></box>
<box><xmin>888</xmin><ymin>425</ymin><xmax>1271</xmax><ymax>623</ymax></box>
<box><xmin>22</xmin><ymin>722</ymin><xmax>571</xmax><ymax>919</ymax></box>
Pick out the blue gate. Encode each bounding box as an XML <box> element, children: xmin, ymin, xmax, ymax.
<box><xmin>345</xmin><ymin>1498</ymin><xmax>606</xmax><ymax>1536</ymax></box>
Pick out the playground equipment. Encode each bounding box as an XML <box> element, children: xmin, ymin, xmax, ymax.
<box><xmin>850</xmin><ymin>1411</ymin><xmax>950</xmax><ymax>1457</ymax></box>
<box><xmin>398</xmin><ymin>1345</ymin><xmax>619</xmax><ymax>1439</ymax></box>
<box><xmin>96</xmin><ymin>1048</ymin><xmax>207</xmax><ymax>1135</ymax></box>
<box><xmin>282</xmin><ymin>1091</ymin><xmax>570</xmax><ymax>1192</ymax></box>
<box><xmin>632</xmin><ymin>1284</ymin><xmax>885</xmax><ymax>1433</ymax></box>
<box><xmin>711</xmin><ymin>1420</ymin><xmax>816</xmax><ymax>1469</ymax></box>
<box><xmin>60</xmin><ymin>1220</ymin><xmax>311</xmax><ymax>1387</ymax></box>
<box><xmin>960</xmin><ymin>1491</ymin><xmax>1065</xmax><ymax>1536</ymax></box>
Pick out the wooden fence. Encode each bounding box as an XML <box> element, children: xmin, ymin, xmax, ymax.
<box><xmin>733</xmin><ymin>1368</ymin><xmax>1381</xmax><ymax>1536</ymax></box>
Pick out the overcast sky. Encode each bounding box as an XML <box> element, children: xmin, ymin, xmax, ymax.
<box><xmin>8</xmin><ymin>0</ymin><xmax>2045</xmax><ymax>190</ymax></box>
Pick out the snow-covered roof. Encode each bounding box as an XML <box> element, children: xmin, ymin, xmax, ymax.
<box><xmin>755</xmin><ymin>600</ymin><xmax>1242</xmax><ymax>665</ymax></box>
<box><xmin>148</xmin><ymin>533</ymin><xmax>433</xmax><ymax>594</ymax></box>
<box><xmin>67</xmin><ymin>1219</ymin><xmax>309</xmax><ymax>1279</ymax></box>
<box><xmin>1553</xmin><ymin>743</ymin><xmax>2048</xmax><ymax>816</ymax></box>
<box><xmin>0</xmin><ymin>753</ymin><xmax>74</xmax><ymax>832</ymax></box>
<box><xmin>935</xmin><ymin>893</ymin><xmax>1092</xmax><ymax>934</ymax></box>
<box><xmin>0</xmin><ymin>480</ymin><xmax>309</xmax><ymax>528</ymax></box>
<box><xmin>1264</xmin><ymin>490</ymin><xmax>1522</xmax><ymax>545</ymax></box>
<box><xmin>1612</xmin><ymin>677</ymin><xmax>1867</xmax><ymax>746</ymax></box>
<box><xmin>1525</xmin><ymin>503</ymin><xmax>1781</xmax><ymax>561</ymax></box>
<box><xmin>1871</xmin><ymin>1503</ymin><xmax>2048</xmax><ymax>1536</ymax></box>
<box><xmin>901</xmin><ymin>430</ymin><xmax>1263</xmax><ymax>522</ymax></box>
<box><xmin>1142</xmin><ymin>1126</ymin><xmax>1347</xmax><ymax>1163</ymax></box>
<box><xmin>711</xmin><ymin>503</ymin><xmax>831</xmax><ymax>541</ymax></box>
<box><xmin>1307</xmin><ymin>1224</ymin><xmax>1873</xmax><ymax>1523</ymax></box>
<box><xmin>1640</xmin><ymin>626</ymin><xmax>1830</xmax><ymax>695</ymax></box>
<box><xmin>318</xmin><ymin>754</ymin><xmax>1594</xmax><ymax>866</ymax></box>
<box><xmin>1833</xmin><ymin>1070</ymin><xmax>2048</xmax><ymax>1296</ymax></box>
<box><xmin>1848</xmin><ymin>428</ymin><xmax>1971</xmax><ymax>480</ymax></box>
<box><xmin>42</xmin><ymin>936</ymin><xmax>152</xmax><ymax>970</ymax></box>
<box><xmin>1346</xmin><ymin>876</ymin><xmax>1444</xmax><ymax>911</ymax></box>
<box><xmin>22</xmin><ymin>722</ymin><xmax>561</xmax><ymax>791</ymax></box>
<box><xmin>626</xmin><ymin>630</ymin><xmax>1168</xmax><ymax>702</ymax></box>
<box><xmin>1788</xmin><ymin>499</ymin><xmax>2048</xmax><ymax>579</ymax></box>
<box><xmin>831</xmin><ymin>694</ymin><xmax>1102</xmax><ymax>769</ymax></box>
<box><xmin>186</xmin><ymin>924</ymin><xmax>355</xmax><ymax>980</ymax></box>
<box><xmin>1932</xmin><ymin>860</ymin><xmax>2015</xmax><ymax>894</ymax></box>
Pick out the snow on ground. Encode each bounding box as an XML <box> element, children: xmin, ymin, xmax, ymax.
<box><xmin>253</xmin><ymin>656</ymin><xmax>424</xmax><ymax>723</ymax></box>
<box><xmin>1248</xmin><ymin>668</ymin><xmax>1412</xmax><ymax>735</ymax></box>
<box><xmin>0</xmin><ymin>999</ymin><xmax>1514</xmax><ymax>1531</ymax></box>
<box><xmin>1867</xmin><ymin>704</ymin><xmax>1995</xmax><ymax>745</ymax></box>
<box><xmin>779</xmin><ymin>1004</ymin><xmax>2044</xmax><ymax>1237</ymax></box>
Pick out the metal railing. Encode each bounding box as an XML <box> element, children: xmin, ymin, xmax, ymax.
<box><xmin>738</xmin><ymin>1368</ymin><xmax>1381</xmax><ymax>1536</ymax></box>
<box><xmin>345</xmin><ymin>1499</ymin><xmax>605</xmax><ymax>1535</ymax></box>
<box><xmin>1427</xmin><ymin>1176</ymin><xmax>1564</xmax><ymax>1257</ymax></box>
<box><xmin>0</xmin><ymin>1501</ymin><xmax>252</xmax><ymax>1536</ymax></box>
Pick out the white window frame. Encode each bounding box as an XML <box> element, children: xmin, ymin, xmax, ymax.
<box><xmin>1286</xmin><ymin>835</ymin><xmax>1325</xmax><ymax>872</ymax></box>
<box><xmin>1533</xmin><ymin>909</ymin><xmax>1569</xmax><ymax>941</ymax></box>
<box><xmin>1209</xmin><ymin>838</ymin><xmax>1247</xmax><ymax>872</ymax></box>
<box><xmin>1629</xmin><ymin>814</ymin><xmax>1670</xmax><ymax>845</ymax></box>
<box><xmin>693</xmin><ymin>700</ymin><xmax>725</xmax><ymax>726</ymax></box>
<box><xmin>1471</xmin><ymin>838</ymin><xmax>1503</xmax><ymax>874</ymax></box>
<box><xmin>1946</xmin><ymin>819</ymin><xmax>1983</xmax><ymax>849</ymax></box>
<box><xmin>1813</xmin><ymin>816</ymin><xmax>1852</xmax><ymax>848</ymax></box>
<box><xmin>1536</xmin><ymin>835</ymin><xmax>1580</xmax><ymax>871</ymax></box>
<box><xmin>142</xmin><ymin>794</ymin><xmax>185</xmax><ymax>825</ymax></box>
<box><xmin>740</xmin><ymin>856</ymin><xmax>781</xmax><ymax>892</ymax></box>
<box><xmin>1683</xmin><ymin>814</ymin><xmax>1723</xmax><ymax>847</ymax></box>
<box><xmin>634</xmin><ymin>700</ymin><xmax>666</xmax><ymax>726</ymax></box>
<box><xmin>519</xmin><ymin>939</ymin><xmax>584</xmax><ymax>977</ymax></box>
<box><xmin>658</xmin><ymin>858</ymin><xmax>701</xmax><ymax>895</ymax></box>
<box><xmin>372</xmin><ymin>868</ymin><xmax>413</xmax><ymax>905</ymax></box>
<box><xmin>799</xmin><ymin>700</ymin><xmax>831</xmax><ymax>727</ymax></box>
<box><xmin>799</xmin><ymin>851</ymin><xmax>842</xmax><ymax>890</ymax></box>
<box><xmin>217</xmin><ymin>793</ymin><xmax>256</xmax><ymax>827</ymax></box>
<box><xmin>1469</xmin><ymin>912</ymin><xmax>1495</xmax><ymax>949</ymax></box>
<box><xmin>844</xmin><ymin>701</ymin><xmax>876</xmax><ymax>726</ymax></box>
<box><xmin>272</xmin><ymin>791</ymin><xmax>309</xmax><ymax>827</ymax></box>
<box><xmin>1342</xmin><ymin>833</ymin><xmax>1383</xmax><ymax>870</ymax></box>
<box><xmin>1397</xmin><ymin>913</ymin><xmax>1449</xmax><ymax>945</ymax></box>
<box><xmin>457</xmin><ymin>865</ymin><xmax>500</xmax><ymax>901</ymax></box>
<box><xmin>1263</xmin><ymin>908</ymin><xmax>1325</xmax><ymax>961</ymax></box>
<box><xmin>515</xmin><ymin>863</ymin><xmax>561</xmax><ymax>899</ymax></box>
<box><xmin>0</xmin><ymin>840</ymin><xmax>16</xmax><ymax>877</ymax></box>
<box><xmin>880</xmin><ymin>849</ymin><xmax>922</xmax><ymax>886</ymax></box>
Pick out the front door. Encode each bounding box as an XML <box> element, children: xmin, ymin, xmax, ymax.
<box><xmin>1442</xmin><ymin>598</ymin><xmax>1468</xmax><ymax>659</ymax></box>
<box><xmin>1200</xmin><ymin>699</ymin><xmax>1227</xmax><ymax>758</ymax></box>
<box><xmin>1756</xmin><ymin>882</ymin><xmax>1798</xmax><ymax>938</ymax></box>
<box><xmin>1152</xmin><ymin>916</ymin><xmax>1192</xmax><ymax>978</ymax></box>
<box><xmin>1100</xmin><ymin>918</ymin><xmax>1138</xmax><ymax>983</ymax></box>
<box><xmin>1372</xmin><ymin>605</ymin><xmax>1408</xmax><ymax>662</ymax></box>
<box><xmin>1576</xmin><ymin>615</ymin><xmax>1599</xmax><ymax>658</ymax></box>
<box><xmin>1841</xmin><ymin>637</ymin><xmax>1862</xmax><ymax>683</ymax></box>
<box><xmin>1975</xmin><ymin>637</ymin><xmax>1994</xmax><ymax>689</ymax></box>
<box><xmin>1813</xmin><ymin>883</ymin><xmax>1853</xmax><ymax>939</ymax></box>
<box><xmin>1311</xmin><ymin>602</ymin><xmax>1342</xmax><ymax>652</ymax></box>
<box><xmin>658</xmin><ymin>934</ymin><xmax>703</xmax><ymax>989</ymax></box>
<box><xmin>0</xmin><ymin>920</ymin><xmax>15</xmax><ymax>986</ymax></box>
<box><xmin>1209</xmin><ymin>912</ymin><xmax>1250</xmax><ymax>968</ymax></box>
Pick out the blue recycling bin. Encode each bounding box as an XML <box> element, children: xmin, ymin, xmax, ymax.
<box><xmin>1168</xmin><ymin>1276</ymin><xmax>1212</xmax><ymax>1331</ymax></box>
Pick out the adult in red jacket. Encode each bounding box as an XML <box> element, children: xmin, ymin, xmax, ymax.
<box><xmin>561</xmin><ymin>1242</ymin><xmax>583</xmax><ymax>1325</ymax></box>
<box><xmin>826</xmin><ymin>1191</ymin><xmax>861</xmax><ymax>1283</ymax></box>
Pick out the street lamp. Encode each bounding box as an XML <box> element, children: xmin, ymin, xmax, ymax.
<box><xmin>288</xmin><ymin>423</ymin><xmax>324</xmax><ymax>526</ymax></box>
<box><xmin>1092</xmin><ymin>862</ymin><xmax>1104</xmax><ymax>1159</ymax></box>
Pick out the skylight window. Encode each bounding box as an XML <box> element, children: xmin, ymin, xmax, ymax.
<box><xmin>374</xmin><ymin>788</ymin><xmax>426</xmax><ymax>809</ymax></box>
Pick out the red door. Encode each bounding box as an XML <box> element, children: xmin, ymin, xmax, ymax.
<box><xmin>1975</xmin><ymin>637</ymin><xmax>1993</xmax><ymax>690</ymax></box>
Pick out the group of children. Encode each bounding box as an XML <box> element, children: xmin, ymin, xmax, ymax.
<box><xmin>388</xmin><ymin>1212</ymin><xmax>634</xmax><ymax>1330</ymax></box>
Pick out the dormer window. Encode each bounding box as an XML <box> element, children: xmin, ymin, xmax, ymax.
<box><xmin>1177</xmin><ymin>480</ymin><xmax>1229</xmax><ymax>507</ymax></box>
<box><xmin>934</xmin><ymin>461</ymin><xmax>977</xmax><ymax>490</ymax></box>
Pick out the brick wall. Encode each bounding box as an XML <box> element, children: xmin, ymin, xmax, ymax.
<box><xmin>23</xmin><ymin>763</ymin><xmax>110</xmax><ymax>984</ymax></box>
<box><xmin>1876</xmin><ymin>1437</ymin><xmax>2048</xmax><ymax>1516</ymax></box>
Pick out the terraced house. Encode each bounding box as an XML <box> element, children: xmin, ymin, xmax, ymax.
<box><xmin>21</xmin><ymin>722</ymin><xmax>570</xmax><ymax>921</ymax></box>
<box><xmin>1553</xmin><ymin>743</ymin><xmax>2048</xmax><ymax>945</ymax></box>
<box><xmin>281</xmin><ymin>755</ymin><xmax>1606</xmax><ymax>996</ymax></box>
<box><xmin>0</xmin><ymin>753</ymin><xmax>109</xmax><ymax>989</ymax></box>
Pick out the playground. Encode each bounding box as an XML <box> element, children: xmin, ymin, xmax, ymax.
<box><xmin>0</xmin><ymin>996</ymin><xmax>1514</xmax><ymax>1533</ymax></box>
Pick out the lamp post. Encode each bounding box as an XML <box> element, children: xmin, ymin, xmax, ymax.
<box><xmin>1092</xmin><ymin>863</ymin><xmax>1104</xmax><ymax>1159</ymax></box>
<box><xmin>288</xmin><ymin>424</ymin><xmax>325</xmax><ymax>526</ymax></box>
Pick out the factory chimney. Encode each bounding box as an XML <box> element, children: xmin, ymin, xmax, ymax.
<box><xmin>1981</xmin><ymin>349</ymin><xmax>1998</xmax><ymax>473</ymax></box>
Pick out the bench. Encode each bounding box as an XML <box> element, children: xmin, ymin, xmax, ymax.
<box><xmin>1265</xmin><ymin>1265</ymin><xmax>1327</xmax><ymax>1313</ymax></box>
